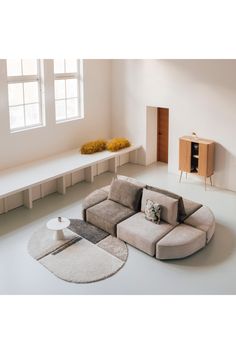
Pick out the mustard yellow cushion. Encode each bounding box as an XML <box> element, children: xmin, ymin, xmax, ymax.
<box><xmin>106</xmin><ymin>138</ymin><xmax>131</xmax><ymax>152</ymax></box>
<box><xmin>81</xmin><ymin>139</ymin><xmax>107</xmax><ymax>154</ymax></box>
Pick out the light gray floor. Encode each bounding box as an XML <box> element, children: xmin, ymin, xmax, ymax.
<box><xmin>0</xmin><ymin>162</ymin><xmax>236</xmax><ymax>295</ymax></box>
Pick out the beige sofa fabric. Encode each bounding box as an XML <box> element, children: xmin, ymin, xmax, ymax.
<box><xmin>82</xmin><ymin>189</ymin><xmax>109</xmax><ymax>221</ymax></box>
<box><xmin>117</xmin><ymin>212</ymin><xmax>174</xmax><ymax>256</ymax></box>
<box><xmin>87</xmin><ymin>199</ymin><xmax>135</xmax><ymax>236</ymax></box>
<box><xmin>141</xmin><ymin>189</ymin><xmax>179</xmax><ymax>226</ymax></box>
<box><xmin>184</xmin><ymin>206</ymin><xmax>215</xmax><ymax>243</ymax></box>
<box><xmin>117</xmin><ymin>175</ymin><xmax>146</xmax><ymax>188</ymax></box>
<box><xmin>108</xmin><ymin>179</ymin><xmax>143</xmax><ymax>211</ymax></box>
<box><xmin>156</xmin><ymin>224</ymin><xmax>206</xmax><ymax>260</ymax></box>
<box><xmin>146</xmin><ymin>185</ymin><xmax>186</xmax><ymax>222</ymax></box>
<box><xmin>182</xmin><ymin>198</ymin><xmax>202</xmax><ymax>219</ymax></box>
<box><xmin>100</xmin><ymin>185</ymin><xmax>111</xmax><ymax>193</ymax></box>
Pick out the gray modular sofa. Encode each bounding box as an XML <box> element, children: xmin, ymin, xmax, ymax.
<box><xmin>82</xmin><ymin>175</ymin><xmax>215</xmax><ymax>260</ymax></box>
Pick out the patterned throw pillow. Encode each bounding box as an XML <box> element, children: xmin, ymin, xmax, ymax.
<box><xmin>145</xmin><ymin>199</ymin><xmax>162</xmax><ymax>224</ymax></box>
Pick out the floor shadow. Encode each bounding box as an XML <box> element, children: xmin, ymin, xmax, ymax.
<box><xmin>166</xmin><ymin>222</ymin><xmax>236</xmax><ymax>267</ymax></box>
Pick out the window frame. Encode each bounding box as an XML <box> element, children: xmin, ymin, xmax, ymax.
<box><xmin>54</xmin><ymin>59</ymin><xmax>84</xmax><ymax>123</ymax></box>
<box><xmin>7</xmin><ymin>60</ymin><xmax>43</xmax><ymax>133</ymax></box>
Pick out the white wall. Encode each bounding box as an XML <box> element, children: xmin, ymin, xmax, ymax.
<box><xmin>111</xmin><ymin>60</ymin><xmax>236</xmax><ymax>191</ymax></box>
<box><xmin>0</xmin><ymin>59</ymin><xmax>111</xmax><ymax>170</ymax></box>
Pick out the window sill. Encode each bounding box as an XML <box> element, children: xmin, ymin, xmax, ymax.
<box><xmin>10</xmin><ymin>124</ymin><xmax>45</xmax><ymax>134</ymax></box>
<box><xmin>56</xmin><ymin>116</ymin><xmax>84</xmax><ymax>125</ymax></box>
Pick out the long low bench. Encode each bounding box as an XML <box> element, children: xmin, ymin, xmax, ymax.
<box><xmin>0</xmin><ymin>145</ymin><xmax>141</xmax><ymax>214</ymax></box>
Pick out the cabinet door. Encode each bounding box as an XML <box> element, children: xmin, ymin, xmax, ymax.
<box><xmin>179</xmin><ymin>139</ymin><xmax>191</xmax><ymax>172</ymax></box>
<box><xmin>198</xmin><ymin>143</ymin><xmax>208</xmax><ymax>176</ymax></box>
<box><xmin>207</xmin><ymin>143</ymin><xmax>214</xmax><ymax>176</ymax></box>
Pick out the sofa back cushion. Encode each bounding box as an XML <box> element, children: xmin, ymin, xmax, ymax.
<box><xmin>141</xmin><ymin>189</ymin><xmax>178</xmax><ymax>226</ymax></box>
<box><xmin>108</xmin><ymin>179</ymin><xmax>143</xmax><ymax>211</ymax></box>
<box><xmin>116</xmin><ymin>175</ymin><xmax>146</xmax><ymax>188</ymax></box>
<box><xmin>146</xmin><ymin>185</ymin><xmax>186</xmax><ymax>222</ymax></box>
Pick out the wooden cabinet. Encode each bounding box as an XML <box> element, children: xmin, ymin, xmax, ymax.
<box><xmin>179</xmin><ymin>136</ymin><xmax>215</xmax><ymax>189</ymax></box>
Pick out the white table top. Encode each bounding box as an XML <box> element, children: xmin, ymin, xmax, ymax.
<box><xmin>0</xmin><ymin>145</ymin><xmax>141</xmax><ymax>198</ymax></box>
<box><xmin>47</xmin><ymin>217</ymin><xmax>70</xmax><ymax>231</ymax></box>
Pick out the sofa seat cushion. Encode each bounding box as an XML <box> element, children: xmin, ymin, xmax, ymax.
<box><xmin>108</xmin><ymin>178</ymin><xmax>143</xmax><ymax>211</ymax></box>
<box><xmin>146</xmin><ymin>185</ymin><xmax>186</xmax><ymax>222</ymax></box>
<box><xmin>184</xmin><ymin>206</ymin><xmax>215</xmax><ymax>243</ymax></box>
<box><xmin>156</xmin><ymin>224</ymin><xmax>206</xmax><ymax>260</ymax></box>
<box><xmin>182</xmin><ymin>198</ymin><xmax>202</xmax><ymax>220</ymax></box>
<box><xmin>86</xmin><ymin>199</ymin><xmax>135</xmax><ymax>236</ymax></box>
<box><xmin>117</xmin><ymin>212</ymin><xmax>174</xmax><ymax>256</ymax></box>
<box><xmin>82</xmin><ymin>189</ymin><xmax>109</xmax><ymax>220</ymax></box>
<box><xmin>141</xmin><ymin>189</ymin><xmax>179</xmax><ymax>226</ymax></box>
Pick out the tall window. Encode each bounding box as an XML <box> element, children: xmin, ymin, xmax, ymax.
<box><xmin>54</xmin><ymin>59</ymin><xmax>83</xmax><ymax>122</ymax></box>
<box><xmin>7</xmin><ymin>60</ymin><xmax>42</xmax><ymax>131</ymax></box>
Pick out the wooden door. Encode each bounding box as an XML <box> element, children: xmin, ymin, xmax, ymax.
<box><xmin>179</xmin><ymin>138</ymin><xmax>191</xmax><ymax>172</ymax></box>
<box><xmin>157</xmin><ymin>108</ymin><xmax>169</xmax><ymax>163</ymax></box>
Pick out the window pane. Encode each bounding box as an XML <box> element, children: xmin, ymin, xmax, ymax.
<box><xmin>66</xmin><ymin>79</ymin><xmax>78</xmax><ymax>98</ymax></box>
<box><xmin>67</xmin><ymin>98</ymin><xmax>78</xmax><ymax>118</ymax></box>
<box><xmin>65</xmin><ymin>60</ymin><xmax>77</xmax><ymax>73</ymax></box>
<box><xmin>56</xmin><ymin>100</ymin><xmax>66</xmax><ymax>120</ymax></box>
<box><xmin>55</xmin><ymin>80</ymin><xmax>66</xmax><ymax>99</ymax></box>
<box><xmin>8</xmin><ymin>83</ymin><xmax>24</xmax><ymax>106</ymax></box>
<box><xmin>9</xmin><ymin>105</ymin><xmax>24</xmax><ymax>129</ymax></box>
<box><xmin>24</xmin><ymin>82</ymin><xmax>39</xmax><ymax>104</ymax></box>
<box><xmin>54</xmin><ymin>59</ymin><xmax>65</xmax><ymax>73</ymax></box>
<box><xmin>7</xmin><ymin>60</ymin><xmax>22</xmax><ymax>76</ymax></box>
<box><xmin>25</xmin><ymin>103</ymin><xmax>40</xmax><ymax>126</ymax></box>
<box><xmin>22</xmin><ymin>60</ymin><xmax>38</xmax><ymax>75</ymax></box>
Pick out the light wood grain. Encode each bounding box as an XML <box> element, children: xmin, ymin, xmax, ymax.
<box><xmin>179</xmin><ymin>138</ymin><xmax>191</xmax><ymax>172</ymax></box>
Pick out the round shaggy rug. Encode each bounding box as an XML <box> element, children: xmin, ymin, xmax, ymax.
<box><xmin>28</xmin><ymin>219</ymin><xmax>128</xmax><ymax>283</ymax></box>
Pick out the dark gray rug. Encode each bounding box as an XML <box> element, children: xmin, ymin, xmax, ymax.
<box><xmin>68</xmin><ymin>219</ymin><xmax>109</xmax><ymax>244</ymax></box>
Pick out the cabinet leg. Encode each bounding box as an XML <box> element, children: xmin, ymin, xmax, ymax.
<box><xmin>210</xmin><ymin>176</ymin><xmax>213</xmax><ymax>186</ymax></box>
<box><xmin>179</xmin><ymin>171</ymin><xmax>183</xmax><ymax>183</ymax></box>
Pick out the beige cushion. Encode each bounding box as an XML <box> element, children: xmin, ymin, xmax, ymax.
<box><xmin>184</xmin><ymin>206</ymin><xmax>215</xmax><ymax>243</ymax></box>
<box><xmin>100</xmin><ymin>185</ymin><xmax>111</xmax><ymax>193</ymax></box>
<box><xmin>82</xmin><ymin>189</ymin><xmax>108</xmax><ymax>221</ymax></box>
<box><xmin>117</xmin><ymin>212</ymin><xmax>174</xmax><ymax>256</ymax></box>
<box><xmin>87</xmin><ymin>199</ymin><xmax>135</xmax><ymax>236</ymax></box>
<box><xmin>156</xmin><ymin>224</ymin><xmax>206</xmax><ymax>260</ymax></box>
<box><xmin>146</xmin><ymin>185</ymin><xmax>186</xmax><ymax>222</ymax></box>
<box><xmin>141</xmin><ymin>189</ymin><xmax>178</xmax><ymax>226</ymax></box>
<box><xmin>117</xmin><ymin>175</ymin><xmax>146</xmax><ymax>188</ymax></box>
<box><xmin>182</xmin><ymin>198</ymin><xmax>202</xmax><ymax>219</ymax></box>
<box><xmin>108</xmin><ymin>179</ymin><xmax>143</xmax><ymax>211</ymax></box>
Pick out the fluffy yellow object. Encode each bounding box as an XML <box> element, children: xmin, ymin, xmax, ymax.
<box><xmin>80</xmin><ymin>139</ymin><xmax>107</xmax><ymax>154</ymax></box>
<box><xmin>106</xmin><ymin>138</ymin><xmax>131</xmax><ymax>152</ymax></box>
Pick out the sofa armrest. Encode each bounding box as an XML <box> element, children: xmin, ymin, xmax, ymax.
<box><xmin>82</xmin><ymin>188</ymin><xmax>109</xmax><ymax>221</ymax></box>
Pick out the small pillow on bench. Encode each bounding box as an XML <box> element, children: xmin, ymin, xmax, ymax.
<box><xmin>141</xmin><ymin>189</ymin><xmax>178</xmax><ymax>226</ymax></box>
<box><xmin>108</xmin><ymin>179</ymin><xmax>143</xmax><ymax>212</ymax></box>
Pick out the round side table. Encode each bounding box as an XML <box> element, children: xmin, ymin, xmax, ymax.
<box><xmin>46</xmin><ymin>217</ymin><xmax>70</xmax><ymax>241</ymax></box>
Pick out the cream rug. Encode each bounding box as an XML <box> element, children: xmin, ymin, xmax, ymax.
<box><xmin>28</xmin><ymin>220</ymin><xmax>128</xmax><ymax>283</ymax></box>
